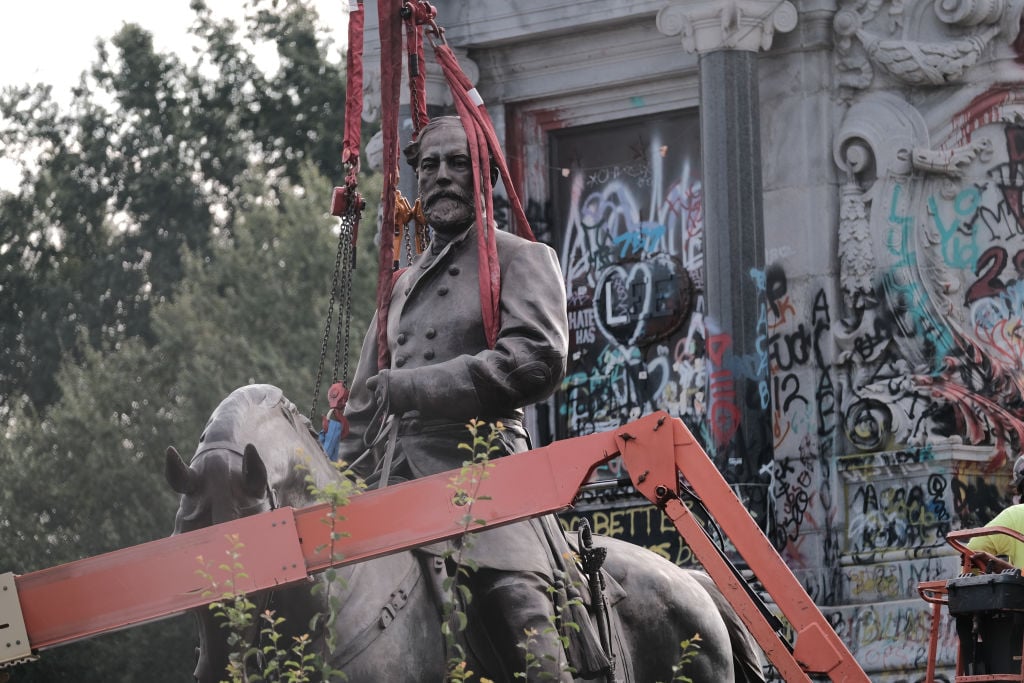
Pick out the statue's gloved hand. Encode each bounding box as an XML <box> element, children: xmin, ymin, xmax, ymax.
<box><xmin>365</xmin><ymin>370</ymin><xmax>390</xmax><ymax>414</ymax></box>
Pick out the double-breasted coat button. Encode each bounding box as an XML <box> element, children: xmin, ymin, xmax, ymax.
<box><xmin>396</xmin><ymin>332</ymin><xmax>408</xmax><ymax>345</ymax></box>
<box><xmin>423</xmin><ymin>349</ymin><xmax>435</xmax><ymax>360</ymax></box>
<box><xmin>438</xmin><ymin>286</ymin><xmax>449</xmax><ymax>296</ymax></box>
<box><xmin>425</xmin><ymin>327</ymin><xmax>437</xmax><ymax>339</ymax></box>
<box><xmin>395</xmin><ymin>356</ymin><xmax>407</xmax><ymax>368</ymax></box>
<box><xmin>448</xmin><ymin>266</ymin><xmax>460</xmax><ymax>276</ymax></box>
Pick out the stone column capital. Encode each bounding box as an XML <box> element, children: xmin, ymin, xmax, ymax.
<box><xmin>657</xmin><ymin>0</ymin><xmax>798</xmax><ymax>53</ymax></box>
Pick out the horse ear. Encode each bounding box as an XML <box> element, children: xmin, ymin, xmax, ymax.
<box><xmin>242</xmin><ymin>444</ymin><xmax>268</xmax><ymax>499</ymax></box>
<box><xmin>165</xmin><ymin>446</ymin><xmax>198</xmax><ymax>495</ymax></box>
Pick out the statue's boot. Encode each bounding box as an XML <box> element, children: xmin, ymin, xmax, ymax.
<box><xmin>476</xmin><ymin>569</ymin><xmax>574</xmax><ymax>682</ymax></box>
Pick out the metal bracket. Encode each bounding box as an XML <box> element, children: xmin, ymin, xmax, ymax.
<box><xmin>0</xmin><ymin>572</ymin><xmax>35</xmax><ymax>668</ymax></box>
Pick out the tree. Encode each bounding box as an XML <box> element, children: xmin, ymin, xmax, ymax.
<box><xmin>0</xmin><ymin>165</ymin><xmax>381</xmax><ymax>682</ymax></box>
<box><xmin>0</xmin><ymin>0</ymin><xmax>361</xmax><ymax>416</ymax></box>
<box><xmin>0</xmin><ymin>5</ymin><xmax>390</xmax><ymax>677</ymax></box>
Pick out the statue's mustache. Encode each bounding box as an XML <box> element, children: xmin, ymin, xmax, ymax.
<box><xmin>425</xmin><ymin>190</ymin><xmax>471</xmax><ymax>208</ymax></box>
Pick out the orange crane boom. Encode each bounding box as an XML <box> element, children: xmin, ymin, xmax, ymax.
<box><xmin>0</xmin><ymin>412</ymin><xmax>868</xmax><ymax>681</ymax></box>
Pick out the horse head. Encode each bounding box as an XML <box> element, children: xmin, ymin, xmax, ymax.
<box><xmin>166</xmin><ymin>443</ymin><xmax>272</xmax><ymax>532</ymax></box>
<box><xmin>164</xmin><ymin>384</ymin><xmax>337</xmax><ymax>682</ymax></box>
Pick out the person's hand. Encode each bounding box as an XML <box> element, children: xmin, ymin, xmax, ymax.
<box><xmin>967</xmin><ymin>550</ymin><xmax>1015</xmax><ymax>574</ymax></box>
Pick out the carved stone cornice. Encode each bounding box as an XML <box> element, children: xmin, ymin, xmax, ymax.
<box><xmin>656</xmin><ymin>0</ymin><xmax>798</xmax><ymax>53</ymax></box>
<box><xmin>361</xmin><ymin>49</ymin><xmax>479</xmax><ymax>124</ymax></box>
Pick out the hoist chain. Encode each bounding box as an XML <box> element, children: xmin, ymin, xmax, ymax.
<box><xmin>336</xmin><ymin>221</ymin><xmax>355</xmax><ymax>385</ymax></box>
<box><xmin>310</xmin><ymin>211</ymin><xmax>356</xmax><ymax>423</ymax></box>
<box><xmin>404</xmin><ymin>223</ymin><xmax>415</xmax><ymax>265</ymax></box>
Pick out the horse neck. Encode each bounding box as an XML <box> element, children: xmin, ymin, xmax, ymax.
<box><xmin>280</xmin><ymin>450</ymin><xmax>351</xmax><ymax>509</ymax></box>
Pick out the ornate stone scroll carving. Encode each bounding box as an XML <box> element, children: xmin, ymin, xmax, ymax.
<box><xmin>911</xmin><ymin>138</ymin><xmax>993</xmax><ymax>176</ymax></box>
<box><xmin>933</xmin><ymin>0</ymin><xmax>1006</xmax><ymax>27</ymax></box>
<box><xmin>834</xmin><ymin>0</ymin><xmax>1009</xmax><ymax>91</ymax></box>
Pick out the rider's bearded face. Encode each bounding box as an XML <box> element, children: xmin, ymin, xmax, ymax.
<box><xmin>416</xmin><ymin>121</ymin><xmax>476</xmax><ymax>236</ymax></box>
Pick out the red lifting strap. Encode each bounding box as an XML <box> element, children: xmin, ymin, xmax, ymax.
<box><xmin>330</xmin><ymin>2</ymin><xmax>363</xmax><ymax>225</ymax></box>
<box><xmin>342</xmin><ymin>1</ymin><xmax>365</xmax><ymax>170</ymax></box>
<box><xmin>432</xmin><ymin>43</ymin><xmax>534</xmax><ymax>244</ymax></box>
<box><xmin>403</xmin><ymin>2</ymin><xmax>430</xmax><ymax>136</ymax></box>
<box><xmin>374</xmin><ymin>0</ymin><xmax>405</xmax><ymax>370</ymax></box>
<box><xmin>432</xmin><ymin>42</ymin><xmax>536</xmax><ymax>348</ymax></box>
<box><xmin>370</xmin><ymin>0</ymin><xmax>539</xmax><ymax>363</ymax></box>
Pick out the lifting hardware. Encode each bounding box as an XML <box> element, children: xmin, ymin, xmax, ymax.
<box><xmin>0</xmin><ymin>573</ymin><xmax>33</xmax><ymax>669</ymax></box>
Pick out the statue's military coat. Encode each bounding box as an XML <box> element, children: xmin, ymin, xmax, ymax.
<box><xmin>339</xmin><ymin>225</ymin><xmax>569</xmax><ymax>575</ymax></box>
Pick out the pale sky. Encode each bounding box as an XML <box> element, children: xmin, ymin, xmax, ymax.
<box><xmin>2</xmin><ymin>0</ymin><xmax>349</xmax><ymax>93</ymax></box>
<box><xmin>0</xmin><ymin>0</ymin><xmax>349</xmax><ymax>188</ymax></box>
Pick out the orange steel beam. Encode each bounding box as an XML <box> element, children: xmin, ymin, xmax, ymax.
<box><xmin>2</xmin><ymin>425</ymin><xmax>621</xmax><ymax>663</ymax></box>
<box><xmin>618</xmin><ymin>415</ymin><xmax>869</xmax><ymax>683</ymax></box>
<box><xmin>2</xmin><ymin>412</ymin><xmax>869</xmax><ymax>681</ymax></box>
<box><xmin>8</xmin><ymin>508</ymin><xmax>309</xmax><ymax>657</ymax></box>
<box><xmin>292</xmin><ymin>421</ymin><xmax>623</xmax><ymax>574</ymax></box>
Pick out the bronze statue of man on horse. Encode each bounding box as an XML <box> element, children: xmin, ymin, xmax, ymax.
<box><xmin>165</xmin><ymin>115</ymin><xmax>765</xmax><ymax>682</ymax></box>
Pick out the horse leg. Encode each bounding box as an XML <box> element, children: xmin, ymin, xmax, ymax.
<box><xmin>472</xmin><ymin>569</ymin><xmax>574</xmax><ymax>683</ymax></box>
<box><xmin>688</xmin><ymin>572</ymin><xmax>766</xmax><ymax>683</ymax></box>
<box><xmin>193</xmin><ymin>609</ymin><xmax>232</xmax><ymax>683</ymax></box>
<box><xmin>596</xmin><ymin>537</ymin><xmax>737</xmax><ymax>682</ymax></box>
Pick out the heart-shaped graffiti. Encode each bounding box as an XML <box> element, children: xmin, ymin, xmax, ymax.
<box><xmin>592</xmin><ymin>254</ymin><xmax>693</xmax><ymax>348</ymax></box>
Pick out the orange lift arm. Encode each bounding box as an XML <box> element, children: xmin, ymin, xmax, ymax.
<box><xmin>0</xmin><ymin>412</ymin><xmax>868</xmax><ymax>681</ymax></box>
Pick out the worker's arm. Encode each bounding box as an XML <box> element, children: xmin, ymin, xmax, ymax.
<box><xmin>966</xmin><ymin>505</ymin><xmax>1024</xmax><ymax>570</ymax></box>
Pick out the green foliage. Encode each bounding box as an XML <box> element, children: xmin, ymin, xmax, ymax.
<box><xmin>514</xmin><ymin>628</ymin><xmax>545</xmax><ymax>680</ymax></box>
<box><xmin>440</xmin><ymin>421</ymin><xmax>582</xmax><ymax>682</ymax></box>
<box><xmin>0</xmin><ymin>0</ymin><xmax>374</xmax><ymax>415</ymax></box>
<box><xmin>199</xmin><ymin>535</ymin><xmax>330</xmax><ymax>683</ymax></box>
<box><xmin>199</xmin><ymin>534</ymin><xmax>261</xmax><ymax>680</ymax></box>
<box><xmin>0</xmin><ymin>1</ymin><xmax>389</xmax><ymax>680</ymax></box>
<box><xmin>513</xmin><ymin>594</ymin><xmax>581</xmax><ymax>680</ymax></box>
<box><xmin>195</xmin><ymin>460</ymin><xmax>367</xmax><ymax>683</ymax></box>
<box><xmin>666</xmin><ymin>633</ymin><xmax>702</xmax><ymax>683</ymax></box>
<box><xmin>0</xmin><ymin>165</ymin><xmax>376</xmax><ymax>564</ymax></box>
<box><xmin>0</xmin><ymin>165</ymin><xmax>380</xmax><ymax>682</ymax></box>
<box><xmin>440</xmin><ymin>420</ymin><xmax>501</xmax><ymax>681</ymax></box>
<box><xmin>302</xmin><ymin>458</ymin><xmax>365</xmax><ymax>671</ymax></box>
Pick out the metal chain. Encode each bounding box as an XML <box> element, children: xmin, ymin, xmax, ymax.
<box><xmin>340</xmin><ymin>225</ymin><xmax>356</xmax><ymax>383</ymax></box>
<box><xmin>310</xmin><ymin>212</ymin><xmax>351</xmax><ymax>423</ymax></box>
<box><xmin>332</xmin><ymin>220</ymin><xmax>355</xmax><ymax>385</ymax></box>
<box><xmin>403</xmin><ymin>222</ymin><xmax>415</xmax><ymax>265</ymax></box>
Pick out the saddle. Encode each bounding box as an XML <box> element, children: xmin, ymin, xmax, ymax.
<box><xmin>330</xmin><ymin>535</ymin><xmax>633</xmax><ymax>681</ymax></box>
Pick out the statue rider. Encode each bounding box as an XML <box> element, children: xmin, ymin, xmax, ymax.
<box><xmin>338</xmin><ymin>116</ymin><xmax>590</xmax><ymax>681</ymax></box>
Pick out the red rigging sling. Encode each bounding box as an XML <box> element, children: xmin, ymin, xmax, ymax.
<box><xmin>335</xmin><ymin>0</ymin><xmax>538</xmax><ymax>370</ymax></box>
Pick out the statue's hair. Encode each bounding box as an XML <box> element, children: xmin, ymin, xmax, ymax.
<box><xmin>403</xmin><ymin>115</ymin><xmax>499</xmax><ymax>186</ymax></box>
<box><xmin>402</xmin><ymin>116</ymin><xmax>464</xmax><ymax>170</ymax></box>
